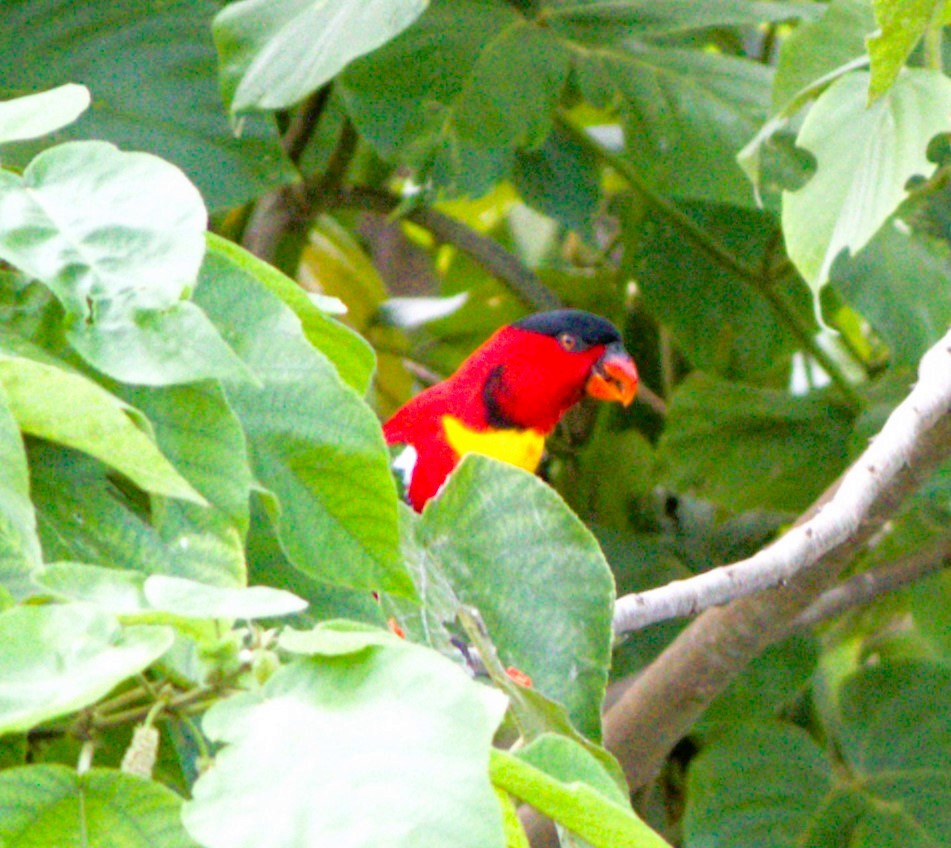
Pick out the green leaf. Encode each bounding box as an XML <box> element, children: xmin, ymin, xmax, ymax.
<box><xmin>194</xmin><ymin>245</ymin><xmax>410</xmax><ymax>596</ymax></box>
<box><xmin>0</xmin><ymin>765</ymin><xmax>198</xmax><ymax>847</ymax></box>
<box><xmin>490</xmin><ymin>748</ymin><xmax>672</xmax><ymax>848</ymax></box>
<box><xmin>515</xmin><ymin>734</ymin><xmax>629</xmax><ymax>806</ymax></box>
<box><xmin>0</xmin><ymin>84</ymin><xmax>90</xmax><ymax>145</ymax></box>
<box><xmin>206</xmin><ymin>233</ymin><xmax>375</xmax><ymax>395</ymax></box>
<box><xmin>0</xmin><ymin>140</ymin><xmax>247</xmax><ymax>385</ymax></box>
<box><xmin>631</xmin><ymin>205</ymin><xmax>806</xmax><ymax>379</ymax></box>
<box><xmin>912</xmin><ymin>570</ymin><xmax>951</xmax><ymax>659</ymax></box>
<box><xmin>831</xmin><ymin>221</ymin><xmax>951</xmax><ymax>368</ymax></box>
<box><xmin>67</xmin><ymin>301</ymin><xmax>252</xmax><ymax>387</ymax></box>
<box><xmin>836</xmin><ymin>662</ymin><xmax>951</xmax><ymax>775</ymax></box>
<box><xmin>0</xmin><ymin>603</ymin><xmax>172</xmax><ymax>733</ymax></box>
<box><xmin>685</xmin><ymin>662</ymin><xmax>951</xmax><ymax>848</ymax></box>
<box><xmin>0</xmin><ymin>382</ymin><xmax>41</xmax><ymax>597</ymax></box>
<box><xmin>0</xmin><ymin>0</ymin><xmax>295</xmax><ymax>210</ymax></box>
<box><xmin>111</xmin><ymin>381</ymin><xmax>252</xmax><ymax>589</ymax></box>
<box><xmin>0</xmin><ymin>355</ymin><xmax>204</xmax><ymax>505</ymax></box>
<box><xmin>29</xmin><ymin>442</ymin><xmax>243</xmax><ymax>587</ymax></box>
<box><xmin>182</xmin><ymin>641</ymin><xmax>507</xmax><ymax>848</ymax></box>
<box><xmin>512</xmin><ymin>122</ymin><xmax>600</xmax><ymax>239</ymax></box>
<box><xmin>340</xmin><ymin>0</ymin><xmax>568</xmax><ymax>195</ymax></box>
<box><xmin>772</xmin><ymin>0</ymin><xmax>875</xmax><ymax>109</ymax></box>
<box><xmin>214</xmin><ymin>0</ymin><xmax>429</xmax><ymax>114</ymax></box>
<box><xmin>0</xmin><ymin>141</ymin><xmax>204</xmax><ymax>319</ymax></box>
<box><xmin>35</xmin><ymin>563</ymin><xmax>308</xmax><ymax>620</ymax></box>
<box><xmin>782</xmin><ymin>69</ymin><xmax>951</xmax><ymax>296</ymax></box>
<box><xmin>867</xmin><ymin>0</ymin><xmax>944</xmax><ymax>103</ymax></box>
<box><xmin>575</xmin><ymin>45</ymin><xmax>772</xmax><ymax>206</ymax></box>
<box><xmin>684</xmin><ymin>723</ymin><xmax>832</xmax><ymax>848</ymax></box>
<box><xmin>658</xmin><ymin>374</ymin><xmax>853</xmax><ymax>513</ymax></box>
<box><xmin>119</xmin><ymin>380</ymin><xmax>253</xmax><ymax>535</ymax></box>
<box><xmin>278</xmin><ymin>619</ymin><xmax>396</xmax><ymax>655</ymax></box>
<box><xmin>411</xmin><ymin>455</ymin><xmax>615</xmax><ymax>741</ymax></box>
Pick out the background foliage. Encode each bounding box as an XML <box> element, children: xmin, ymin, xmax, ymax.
<box><xmin>0</xmin><ymin>1</ymin><xmax>948</xmax><ymax>846</ymax></box>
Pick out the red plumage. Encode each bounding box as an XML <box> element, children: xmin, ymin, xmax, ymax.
<box><xmin>384</xmin><ymin>310</ymin><xmax>638</xmax><ymax>510</ymax></box>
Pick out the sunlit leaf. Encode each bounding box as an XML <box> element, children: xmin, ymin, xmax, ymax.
<box><xmin>0</xmin><ymin>84</ymin><xmax>89</xmax><ymax>146</ymax></box>
<box><xmin>0</xmin><ymin>604</ymin><xmax>172</xmax><ymax>733</ymax></box>
<box><xmin>0</xmin><ymin>765</ymin><xmax>198</xmax><ymax>848</ymax></box>
<box><xmin>215</xmin><ymin>0</ymin><xmax>429</xmax><ymax>113</ymax></box>
<box><xmin>183</xmin><ymin>641</ymin><xmax>507</xmax><ymax>848</ymax></box>
<box><xmin>782</xmin><ymin>69</ymin><xmax>951</xmax><ymax>296</ymax></box>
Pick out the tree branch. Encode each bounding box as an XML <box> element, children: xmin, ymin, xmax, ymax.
<box><xmin>793</xmin><ymin>531</ymin><xmax>951</xmax><ymax>629</ymax></box>
<box><xmin>325</xmin><ymin>186</ymin><xmax>562</xmax><ymax>312</ymax></box>
<box><xmin>612</xmin><ymin>328</ymin><xmax>951</xmax><ymax>636</ymax></box>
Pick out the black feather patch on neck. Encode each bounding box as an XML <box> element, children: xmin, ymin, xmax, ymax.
<box><xmin>514</xmin><ymin>309</ymin><xmax>621</xmax><ymax>347</ymax></box>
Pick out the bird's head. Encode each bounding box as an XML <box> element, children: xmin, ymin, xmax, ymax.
<box><xmin>464</xmin><ymin>309</ymin><xmax>639</xmax><ymax>432</ymax></box>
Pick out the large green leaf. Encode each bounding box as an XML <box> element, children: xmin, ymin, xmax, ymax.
<box><xmin>831</xmin><ymin>222</ymin><xmax>951</xmax><ymax>368</ymax></box>
<box><xmin>403</xmin><ymin>455</ymin><xmax>615</xmax><ymax>741</ymax></box>
<box><xmin>0</xmin><ymin>83</ymin><xmax>89</xmax><ymax>146</ymax></box>
<box><xmin>182</xmin><ymin>638</ymin><xmax>507</xmax><ymax>848</ymax></box>
<box><xmin>0</xmin><ymin>140</ymin><xmax>248</xmax><ymax>385</ymax></box>
<box><xmin>694</xmin><ymin>634</ymin><xmax>818</xmax><ymax>738</ymax></box>
<box><xmin>340</xmin><ymin>0</ymin><xmax>569</xmax><ymax>195</ymax></box>
<box><xmin>0</xmin><ymin>765</ymin><xmax>198</xmax><ymax>847</ymax></box>
<box><xmin>206</xmin><ymin>234</ymin><xmax>375</xmax><ymax>396</ymax></box>
<box><xmin>0</xmin><ymin>383</ymin><xmax>41</xmax><ymax>597</ymax></box>
<box><xmin>574</xmin><ymin>44</ymin><xmax>772</xmax><ymax>207</ymax></box>
<box><xmin>684</xmin><ymin>723</ymin><xmax>832</xmax><ymax>848</ymax></box>
<box><xmin>214</xmin><ymin>0</ymin><xmax>429</xmax><ymax>113</ymax></box>
<box><xmin>0</xmin><ymin>354</ymin><xmax>203</xmax><ymax>504</ymax></box>
<box><xmin>782</xmin><ymin>69</ymin><xmax>951</xmax><ymax>296</ymax></box>
<box><xmin>28</xmin><ymin>442</ymin><xmax>241</xmax><ymax>586</ymax></box>
<box><xmin>0</xmin><ymin>0</ymin><xmax>295</xmax><ymax>210</ymax></box>
<box><xmin>0</xmin><ymin>603</ymin><xmax>172</xmax><ymax>733</ymax></box>
<box><xmin>512</xmin><ymin>122</ymin><xmax>601</xmax><ymax>239</ymax></box>
<box><xmin>685</xmin><ymin>662</ymin><xmax>951</xmax><ymax>848</ymax></box>
<box><xmin>867</xmin><ymin>0</ymin><xmax>944</xmax><ymax>103</ymax></box>
<box><xmin>115</xmin><ymin>381</ymin><xmax>253</xmax><ymax>588</ymax></box>
<box><xmin>658</xmin><ymin>374</ymin><xmax>853</xmax><ymax>513</ymax></box>
<box><xmin>195</xmin><ymin>243</ymin><xmax>410</xmax><ymax>596</ymax></box>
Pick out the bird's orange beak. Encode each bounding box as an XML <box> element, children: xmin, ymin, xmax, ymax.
<box><xmin>586</xmin><ymin>343</ymin><xmax>638</xmax><ymax>407</ymax></box>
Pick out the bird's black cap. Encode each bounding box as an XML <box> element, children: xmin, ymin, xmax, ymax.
<box><xmin>514</xmin><ymin>309</ymin><xmax>622</xmax><ymax>347</ymax></box>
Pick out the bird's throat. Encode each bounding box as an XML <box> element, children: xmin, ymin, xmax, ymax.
<box><xmin>441</xmin><ymin>415</ymin><xmax>546</xmax><ymax>473</ymax></box>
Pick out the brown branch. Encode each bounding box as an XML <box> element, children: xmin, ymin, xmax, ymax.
<box><xmin>325</xmin><ymin>186</ymin><xmax>561</xmax><ymax>312</ymax></box>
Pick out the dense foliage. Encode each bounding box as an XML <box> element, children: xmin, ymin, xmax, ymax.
<box><xmin>0</xmin><ymin>1</ymin><xmax>948</xmax><ymax>847</ymax></box>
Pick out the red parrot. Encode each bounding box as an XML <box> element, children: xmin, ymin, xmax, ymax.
<box><xmin>383</xmin><ymin>309</ymin><xmax>638</xmax><ymax>511</ymax></box>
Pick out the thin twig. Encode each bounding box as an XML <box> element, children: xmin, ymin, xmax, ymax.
<box><xmin>794</xmin><ymin>532</ymin><xmax>951</xmax><ymax>629</ymax></box>
<box><xmin>612</xmin><ymin>328</ymin><xmax>951</xmax><ymax>635</ymax></box>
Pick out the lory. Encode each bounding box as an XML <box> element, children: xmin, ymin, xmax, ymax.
<box><xmin>384</xmin><ymin>309</ymin><xmax>638</xmax><ymax>510</ymax></box>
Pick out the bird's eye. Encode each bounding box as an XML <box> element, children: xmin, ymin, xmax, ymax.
<box><xmin>558</xmin><ymin>332</ymin><xmax>578</xmax><ymax>351</ymax></box>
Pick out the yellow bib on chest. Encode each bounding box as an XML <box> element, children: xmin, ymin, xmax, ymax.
<box><xmin>442</xmin><ymin>415</ymin><xmax>545</xmax><ymax>472</ymax></box>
